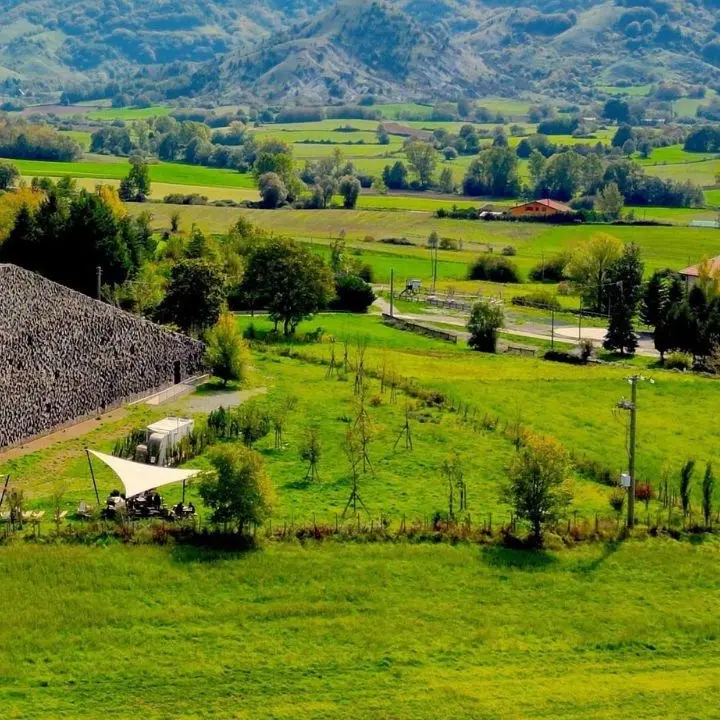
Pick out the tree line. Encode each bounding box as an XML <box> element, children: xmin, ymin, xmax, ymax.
<box><xmin>0</xmin><ymin>118</ymin><xmax>82</xmax><ymax>162</ymax></box>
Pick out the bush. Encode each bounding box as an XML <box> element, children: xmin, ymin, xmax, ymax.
<box><xmin>468</xmin><ymin>255</ymin><xmax>521</xmax><ymax>283</ymax></box>
<box><xmin>529</xmin><ymin>254</ymin><xmax>568</xmax><ymax>282</ymax></box>
<box><xmin>439</xmin><ymin>237</ymin><xmax>459</xmax><ymax>250</ymax></box>
<box><xmin>511</xmin><ymin>291</ymin><xmax>561</xmax><ymax>310</ymax></box>
<box><xmin>380</xmin><ymin>237</ymin><xmax>413</xmax><ymax>246</ymax></box>
<box><xmin>665</xmin><ymin>352</ymin><xmax>692</xmax><ymax>371</ymax></box>
<box><xmin>331</xmin><ymin>275</ymin><xmax>376</xmax><ymax>313</ymax></box>
<box><xmin>501</xmin><ymin>245</ymin><xmax>516</xmax><ymax>256</ymax></box>
<box><xmin>544</xmin><ymin>350</ymin><xmax>585</xmax><ymax>365</ymax></box>
<box><xmin>163</xmin><ymin>193</ymin><xmax>208</xmax><ymax>205</ymax></box>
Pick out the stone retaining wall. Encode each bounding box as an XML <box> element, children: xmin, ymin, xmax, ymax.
<box><xmin>0</xmin><ymin>264</ymin><xmax>205</xmax><ymax>449</ymax></box>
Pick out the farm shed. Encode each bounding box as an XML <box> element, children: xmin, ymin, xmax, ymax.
<box><xmin>0</xmin><ymin>264</ymin><xmax>205</xmax><ymax>449</ymax></box>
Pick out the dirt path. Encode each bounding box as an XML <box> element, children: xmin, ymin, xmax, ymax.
<box><xmin>180</xmin><ymin>386</ymin><xmax>267</xmax><ymax>414</ymax></box>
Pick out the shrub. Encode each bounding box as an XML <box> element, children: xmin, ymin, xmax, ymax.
<box><xmin>468</xmin><ymin>255</ymin><xmax>521</xmax><ymax>283</ymax></box>
<box><xmin>609</xmin><ymin>489</ymin><xmax>625</xmax><ymax>513</ymax></box>
<box><xmin>501</xmin><ymin>245</ymin><xmax>516</xmax><ymax>256</ymax></box>
<box><xmin>579</xmin><ymin>338</ymin><xmax>594</xmax><ymax>362</ymax></box>
<box><xmin>380</xmin><ymin>237</ymin><xmax>413</xmax><ymax>246</ymax></box>
<box><xmin>529</xmin><ymin>254</ymin><xmax>568</xmax><ymax>282</ymax></box>
<box><xmin>204</xmin><ymin>313</ymin><xmax>250</xmax><ymax>386</ymax></box>
<box><xmin>163</xmin><ymin>193</ymin><xmax>209</xmax><ymax>205</ymax></box>
<box><xmin>439</xmin><ymin>237</ymin><xmax>459</xmax><ymax>250</ymax></box>
<box><xmin>511</xmin><ymin>291</ymin><xmax>561</xmax><ymax>310</ymax></box>
<box><xmin>635</xmin><ymin>483</ymin><xmax>653</xmax><ymax>502</ymax></box>
<box><xmin>665</xmin><ymin>352</ymin><xmax>692</xmax><ymax>371</ymax></box>
<box><xmin>544</xmin><ymin>350</ymin><xmax>585</xmax><ymax>365</ymax></box>
<box><xmin>331</xmin><ymin>275</ymin><xmax>376</xmax><ymax>313</ymax></box>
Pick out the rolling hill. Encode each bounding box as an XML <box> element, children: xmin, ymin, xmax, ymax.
<box><xmin>0</xmin><ymin>0</ymin><xmax>719</xmax><ymax>104</ymax></box>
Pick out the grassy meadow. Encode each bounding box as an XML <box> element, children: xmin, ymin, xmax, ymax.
<box><xmin>3</xmin><ymin>310</ymin><xmax>720</xmax><ymax>719</ymax></box>
<box><xmin>3</xmin><ymin>539</ymin><xmax>720</xmax><ymax>719</ymax></box>
<box><xmin>133</xmin><ymin>203</ymin><xmax>720</xmax><ymax>284</ymax></box>
<box><xmin>13</xmin><ymin>158</ymin><xmax>256</xmax><ymax>189</ymax></box>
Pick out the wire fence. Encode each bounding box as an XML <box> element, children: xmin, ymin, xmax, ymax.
<box><xmin>390</xmin><ymin>288</ymin><xmax>654</xmax><ymax>350</ymax></box>
<box><xmin>3</xmin><ymin>504</ymin><xmax>718</xmax><ymax>545</ymax></box>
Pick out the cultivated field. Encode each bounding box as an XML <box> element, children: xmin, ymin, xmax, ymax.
<box><xmin>131</xmin><ymin>203</ymin><xmax>720</xmax><ymax>283</ymax></box>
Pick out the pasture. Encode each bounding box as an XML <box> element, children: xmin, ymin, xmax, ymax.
<box><xmin>12</xmin><ymin>159</ymin><xmax>256</xmax><ymax>189</ymax></box>
<box><xmin>3</xmin><ymin>303</ymin><xmax>720</xmax><ymax>719</ymax></box>
<box><xmin>86</xmin><ymin>105</ymin><xmax>174</xmax><ymax>121</ymax></box>
<box><xmin>131</xmin><ymin>203</ymin><xmax>720</xmax><ymax>282</ymax></box>
<box><xmin>3</xmin><ymin>539</ymin><xmax>720</xmax><ymax>719</ymax></box>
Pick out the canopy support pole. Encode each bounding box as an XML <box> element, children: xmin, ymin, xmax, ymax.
<box><xmin>0</xmin><ymin>474</ymin><xmax>10</xmax><ymax>510</ymax></box>
<box><xmin>86</xmin><ymin>448</ymin><xmax>101</xmax><ymax>506</ymax></box>
<box><xmin>182</xmin><ymin>477</ymin><xmax>186</xmax><ymax>504</ymax></box>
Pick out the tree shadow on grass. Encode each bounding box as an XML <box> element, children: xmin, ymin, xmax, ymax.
<box><xmin>170</xmin><ymin>539</ymin><xmax>260</xmax><ymax>564</ymax></box>
<box><xmin>479</xmin><ymin>545</ymin><xmax>558</xmax><ymax>571</ymax></box>
<box><xmin>571</xmin><ymin>539</ymin><xmax>623</xmax><ymax>575</ymax></box>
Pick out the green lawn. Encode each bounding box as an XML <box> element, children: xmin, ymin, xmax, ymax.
<box><xmin>58</xmin><ymin>130</ymin><xmax>92</xmax><ymax>151</ymax></box>
<box><xmin>596</xmin><ymin>84</ymin><xmax>651</xmax><ymax>97</ymax></box>
<box><xmin>3</xmin><ymin>539</ymin><xmax>720</xmax><ymax>719</ymax></box>
<box><xmin>636</xmin><ymin>144</ymin><xmax>718</xmax><ymax>166</ymax></box>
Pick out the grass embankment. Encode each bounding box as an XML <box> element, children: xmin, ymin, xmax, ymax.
<box><xmin>1</xmin><ymin>540</ymin><xmax>720</xmax><ymax>719</ymax></box>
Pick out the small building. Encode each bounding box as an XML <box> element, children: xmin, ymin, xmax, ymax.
<box><xmin>508</xmin><ymin>199</ymin><xmax>574</xmax><ymax>218</ymax></box>
<box><xmin>679</xmin><ymin>256</ymin><xmax>720</xmax><ymax>287</ymax></box>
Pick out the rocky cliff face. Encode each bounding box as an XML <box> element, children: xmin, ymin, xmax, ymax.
<box><xmin>0</xmin><ymin>264</ymin><xmax>205</xmax><ymax>449</ymax></box>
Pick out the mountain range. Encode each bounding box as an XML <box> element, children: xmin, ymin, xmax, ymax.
<box><xmin>0</xmin><ymin>0</ymin><xmax>719</xmax><ymax>104</ymax></box>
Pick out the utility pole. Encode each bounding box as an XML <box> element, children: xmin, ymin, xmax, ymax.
<box><xmin>617</xmin><ymin>375</ymin><xmax>644</xmax><ymax>528</ymax></box>
<box><xmin>389</xmin><ymin>268</ymin><xmax>394</xmax><ymax>318</ymax></box>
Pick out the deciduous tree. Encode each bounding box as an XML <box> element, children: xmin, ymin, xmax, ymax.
<box><xmin>502</xmin><ymin>433</ymin><xmax>573</xmax><ymax>546</ymax></box>
<box><xmin>205</xmin><ymin>312</ymin><xmax>250</xmax><ymax>386</ymax></box>
<box><xmin>199</xmin><ymin>446</ymin><xmax>274</xmax><ymax>534</ymax></box>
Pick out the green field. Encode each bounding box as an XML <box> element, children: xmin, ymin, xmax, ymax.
<box><xmin>11</xmin><ymin>158</ymin><xmax>255</xmax><ymax>189</ymax></box>
<box><xmin>636</xmin><ymin>144</ymin><xmax>719</xmax><ymax>166</ymax></box>
<box><xmin>3</xmin><ymin>300</ymin><xmax>720</xmax><ymax>719</ymax></box>
<box><xmin>58</xmin><ymin>130</ymin><xmax>92</xmax><ymax>151</ymax></box>
<box><xmin>86</xmin><ymin>105</ymin><xmax>174</xmax><ymax>121</ymax></box>
<box><xmin>131</xmin><ymin>204</ymin><xmax>720</xmax><ymax>282</ymax></box>
<box><xmin>4</xmin><ymin>539</ymin><xmax>720</xmax><ymax>719</ymax></box>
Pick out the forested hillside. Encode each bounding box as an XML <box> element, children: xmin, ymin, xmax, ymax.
<box><xmin>1</xmin><ymin>0</ymin><xmax>720</xmax><ymax>104</ymax></box>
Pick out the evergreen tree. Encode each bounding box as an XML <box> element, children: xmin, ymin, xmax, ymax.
<box><xmin>0</xmin><ymin>205</ymin><xmax>39</xmax><ymax>270</ymax></box>
<box><xmin>641</xmin><ymin>270</ymin><xmax>672</xmax><ymax>326</ymax></box>
<box><xmin>60</xmin><ymin>191</ymin><xmax>129</xmax><ymax>294</ymax></box>
<box><xmin>603</xmin><ymin>243</ymin><xmax>643</xmax><ymax>355</ymax></box>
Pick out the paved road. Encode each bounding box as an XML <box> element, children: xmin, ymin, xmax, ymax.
<box><xmin>373</xmin><ymin>298</ymin><xmax>659</xmax><ymax>357</ymax></box>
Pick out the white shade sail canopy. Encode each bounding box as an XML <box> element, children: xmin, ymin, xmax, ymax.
<box><xmin>88</xmin><ymin>450</ymin><xmax>201</xmax><ymax>498</ymax></box>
